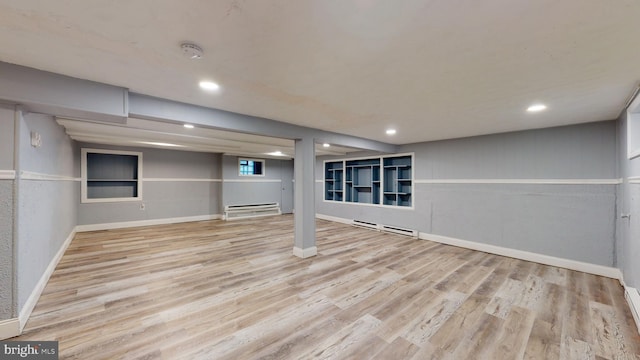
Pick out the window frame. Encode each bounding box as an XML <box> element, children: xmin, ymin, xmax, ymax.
<box><xmin>81</xmin><ymin>148</ymin><xmax>143</xmax><ymax>203</ymax></box>
<box><xmin>238</xmin><ymin>158</ymin><xmax>265</xmax><ymax>177</ymax></box>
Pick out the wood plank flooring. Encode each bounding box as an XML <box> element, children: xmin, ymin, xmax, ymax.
<box><xmin>13</xmin><ymin>215</ymin><xmax>640</xmax><ymax>359</ymax></box>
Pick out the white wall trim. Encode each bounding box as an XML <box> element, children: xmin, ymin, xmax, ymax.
<box><xmin>316</xmin><ymin>213</ymin><xmax>352</xmax><ymax>225</ymax></box>
<box><xmin>143</xmin><ymin>178</ymin><xmax>222</xmax><ymax>182</ymax></box>
<box><xmin>419</xmin><ymin>232</ymin><xmax>621</xmax><ymax>279</ymax></box>
<box><xmin>414</xmin><ymin>178</ymin><xmax>621</xmax><ymax>185</ymax></box>
<box><xmin>223</xmin><ymin>179</ymin><xmax>281</xmax><ymax>183</ymax></box>
<box><xmin>0</xmin><ymin>318</ymin><xmax>20</xmax><ymax>340</ymax></box>
<box><xmin>0</xmin><ymin>170</ymin><xmax>16</xmax><ymax>180</ymax></box>
<box><xmin>625</xmin><ymin>287</ymin><xmax>640</xmax><ymax>334</ymax></box>
<box><xmin>18</xmin><ymin>228</ymin><xmax>76</xmax><ymax>331</ymax></box>
<box><xmin>76</xmin><ymin>214</ymin><xmax>222</xmax><ymax>232</ymax></box>
<box><xmin>293</xmin><ymin>246</ymin><xmax>318</xmax><ymax>259</ymax></box>
<box><xmin>19</xmin><ymin>170</ymin><xmax>80</xmax><ymax>181</ymax></box>
<box><xmin>628</xmin><ymin>176</ymin><xmax>640</xmax><ymax>184</ymax></box>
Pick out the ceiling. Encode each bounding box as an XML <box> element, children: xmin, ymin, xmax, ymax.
<box><xmin>1</xmin><ymin>1</ymin><xmax>640</xmax><ymax>146</ymax></box>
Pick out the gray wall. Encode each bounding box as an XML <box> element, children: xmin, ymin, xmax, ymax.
<box><xmin>616</xmin><ymin>112</ymin><xmax>640</xmax><ymax>288</ymax></box>
<box><xmin>317</xmin><ymin>121</ymin><xmax>618</xmax><ymax>266</ymax></box>
<box><xmin>77</xmin><ymin>144</ymin><xmax>222</xmax><ymax>225</ymax></box>
<box><xmin>16</xmin><ymin>114</ymin><xmax>78</xmax><ymax>311</ymax></box>
<box><xmin>0</xmin><ymin>106</ymin><xmax>15</xmax><ymax>320</ymax></box>
<box><xmin>221</xmin><ymin>155</ymin><xmax>294</xmax><ymax>213</ymax></box>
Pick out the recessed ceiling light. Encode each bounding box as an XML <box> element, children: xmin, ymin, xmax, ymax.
<box><xmin>527</xmin><ymin>104</ymin><xmax>547</xmax><ymax>112</ymax></box>
<box><xmin>199</xmin><ymin>81</ymin><xmax>220</xmax><ymax>91</ymax></box>
<box><xmin>266</xmin><ymin>151</ymin><xmax>285</xmax><ymax>156</ymax></box>
<box><xmin>139</xmin><ymin>141</ymin><xmax>184</xmax><ymax>147</ymax></box>
<box><xmin>386</xmin><ymin>129</ymin><xmax>397</xmax><ymax>135</ymax></box>
<box><xmin>323</xmin><ymin>143</ymin><xmax>330</xmax><ymax>148</ymax></box>
<box><xmin>183</xmin><ymin>124</ymin><xmax>194</xmax><ymax>129</ymax></box>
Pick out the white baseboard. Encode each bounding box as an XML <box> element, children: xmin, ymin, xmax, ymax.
<box><xmin>625</xmin><ymin>287</ymin><xmax>640</xmax><ymax>334</ymax></box>
<box><xmin>315</xmin><ymin>213</ymin><xmax>352</xmax><ymax>225</ymax></box>
<box><xmin>419</xmin><ymin>232</ymin><xmax>621</xmax><ymax>279</ymax></box>
<box><xmin>0</xmin><ymin>318</ymin><xmax>20</xmax><ymax>340</ymax></box>
<box><xmin>18</xmin><ymin>228</ymin><xmax>76</xmax><ymax>331</ymax></box>
<box><xmin>76</xmin><ymin>214</ymin><xmax>222</xmax><ymax>232</ymax></box>
<box><xmin>293</xmin><ymin>246</ymin><xmax>318</xmax><ymax>259</ymax></box>
<box><xmin>316</xmin><ymin>213</ymin><xmax>621</xmax><ymax>279</ymax></box>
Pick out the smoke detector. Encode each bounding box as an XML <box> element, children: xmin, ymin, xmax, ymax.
<box><xmin>181</xmin><ymin>43</ymin><xmax>204</xmax><ymax>59</ymax></box>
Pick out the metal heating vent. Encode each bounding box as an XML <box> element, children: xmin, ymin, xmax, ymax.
<box><xmin>381</xmin><ymin>225</ymin><xmax>418</xmax><ymax>238</ymax></box>
<box><xmin>351</xmin><ymin>219</ymin><xmax>378</xmax><ymax>230</ymax></box>
<box><xmin>224</xmin><ymin>203</ymin><xmax>281</xmax><ymax>221</ymax></box>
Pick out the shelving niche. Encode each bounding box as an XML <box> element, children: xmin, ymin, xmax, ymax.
<box><xmin>324</xmin><ymin>154</ymin><xmax>412</xmax><ymax>208</ymax></box>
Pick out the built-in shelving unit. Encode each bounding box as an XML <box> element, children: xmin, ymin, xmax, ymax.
<box><xmin>383</xmin><ymin>155</ymin><xmax>412</xmax><ymax>207</ymax></box>
<box><xmin>81</xmin><ymin>148</ymin><xmax>143</xmax><ymax>203</ymax></box>
<box><xmin>324</xmin><ymin>161</ymin><xmax>344</xmax><ymax>201</ymax></box>
<box><xmin>345</xmin><ymin>159</ymin><xmax>380</xmax><ymax>204</ymax></box>
<box><xmin>324</xmin><ymin>154</ymin><xmax>412</xmax><ymax>208</ymax></box>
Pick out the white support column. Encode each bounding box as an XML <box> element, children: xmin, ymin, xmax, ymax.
<box><xmin>293</xmin><ymin>137</ymin><xmax>317</xmax><ymax>258</ymax></box>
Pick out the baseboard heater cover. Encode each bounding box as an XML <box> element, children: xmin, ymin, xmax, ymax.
<box><xmin>224</xmin><ymin>202</ymin><xmax>281</xmax><ymax>220</ymax></box>
<box><xmin>351</xmin><ymin>219</ymin><xmax>379</xmax><ymax>230</ymax></box>
<box><xmin>381</xmin><ymin>225</ymin><xmax>418</xmax><ymax>238</ymax></box>
<box><xmin>351</xmin><ymin>219</ymin><xmax>417</xmax><ymax>238</ymax></box>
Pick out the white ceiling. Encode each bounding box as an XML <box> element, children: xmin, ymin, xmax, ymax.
<box><xmin>1</xmin><ymin>0</ymin><xmax>640</xmax><ymax>145</ymax></box>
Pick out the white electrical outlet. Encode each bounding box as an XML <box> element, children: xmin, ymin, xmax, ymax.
<box><xmin>30</xmin><ymin>131</ymin><xmax>42</xmax><ymax>147</ymax></box>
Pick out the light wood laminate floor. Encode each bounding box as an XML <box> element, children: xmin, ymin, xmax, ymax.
<box><xmin>13</xmin><ymin>215</ymin><xmax>640</xmax><ymax>359</ymax></box>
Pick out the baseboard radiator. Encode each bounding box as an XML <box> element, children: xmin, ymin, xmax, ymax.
<box><xmin>352</xmin><ymin>219</ymin><xmax>378</xmax><ymax>230</ymax></box>
<box><xmin>224</xmin><ymin>203</ymin><xmax>281</xmax><ymax>220</ymax></box>
<box><xmin>351</xmin><ymin>219</ymin><xmax>418</xmax><ymax>238</ymax></box>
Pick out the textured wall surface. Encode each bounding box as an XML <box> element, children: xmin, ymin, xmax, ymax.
<box><xmin>77</xmin><ymin>143</ymin><xmax>222</xmax><ymax>225</ymax></box>
<box><xmin>0</xmin><ymin>107</ymin><xmax>15</xmax><ymax>320</ymax></box>
<box><xmin>317</xmin><ymin>121</ymin><xmax>618</xmax><ymax>266</ymax></box>
<box><xmin>0</xmin><ymin>106</ymin><xmax>15</xmax><ymax>169</ymax></box>
<box><xmin>0</xmin><ymin>181</ymin><xmax>14</xmax><ymax>319</ymax></box>
<box><xmin>16</xmin><ymin>114</ymin><xmax>77</xmax><ymax>311</ymax></box>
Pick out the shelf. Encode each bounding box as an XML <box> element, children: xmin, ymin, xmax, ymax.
<box><xmin>327</xmin><ymin>156</ymin><xmax>412</xmax><ymax>206</ymax></box>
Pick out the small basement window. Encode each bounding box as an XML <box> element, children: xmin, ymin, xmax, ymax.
<box><xmin>239</xmin><ymin>158</ymin><xmax>264</xmax><ymax>176</ymax></box>
<box><xmin>81</xmin><ymin>148</ymin><xmax>143</xmax><ymax>203</ymax></box>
